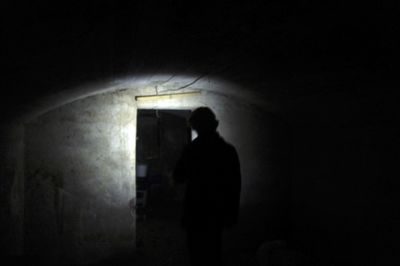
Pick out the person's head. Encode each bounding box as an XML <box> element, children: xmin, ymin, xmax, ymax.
<box><xmin>189</xmin><ymin>107</ymin><xmax>219</xmax><ymax>136</ymax></box>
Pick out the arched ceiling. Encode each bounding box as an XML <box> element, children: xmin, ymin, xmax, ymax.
<box><xmin>2</xmin><ymin>1</ymin><xmax>397</xmax><ymax>124</ymax></box>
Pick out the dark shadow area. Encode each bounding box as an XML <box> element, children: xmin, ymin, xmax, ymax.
<box><xmin>284</xmin><ymin>89</ymin><xmax>399</xmax><ymax>266</ymax></box>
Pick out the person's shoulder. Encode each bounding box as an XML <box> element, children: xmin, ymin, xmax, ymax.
<box><xmin>219</xmin><ymin>137</ymin><xmax>237</xmax><ymax>153</ymax></box>
<box><xmin>227</xmin><ymin>143</ymin><xmax>238</xmax><ymax>156</ymax></box>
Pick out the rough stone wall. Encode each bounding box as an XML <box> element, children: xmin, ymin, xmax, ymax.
<box><xmin>24</xmin><ymin>91</ymin><xmax>136</xmax><ymax>264</ymax></box>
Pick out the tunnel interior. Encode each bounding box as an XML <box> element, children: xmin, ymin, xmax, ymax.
<box><xmin>13</xmin><ymin>79</ymin><xmax>289</xmax><ymax>265</ymax></box>
<box><xmin>1</xmin><ymin>2</ymin><xmax>399</xmax><ymax>266</ymax></box>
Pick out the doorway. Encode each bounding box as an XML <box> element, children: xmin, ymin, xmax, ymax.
<box><xmin>135</xmin><ymin>109</ymin><xmax>191</xmax><ymax>261</ymax></box>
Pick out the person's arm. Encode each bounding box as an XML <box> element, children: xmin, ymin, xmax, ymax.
<box><xmin>232</xmin><ymin>148</ymin><xmax>241</xmax><ymax>223</ymax></box>
<box><xmin>224</xmin><ymin>146</ymin><xmax>241</xmax><ymax>227</ymax></box>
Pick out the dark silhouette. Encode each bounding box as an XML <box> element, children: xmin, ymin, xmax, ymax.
<box><xmin>173</xmin><ymin>107</ymin><xmax>241</xmax><ymax>266</ymax></box>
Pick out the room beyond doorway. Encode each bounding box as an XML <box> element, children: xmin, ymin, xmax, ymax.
<box><xmin>135</xmin><ymin>109</ymin><xmax>191</xmax><ymax>261</ymax></box>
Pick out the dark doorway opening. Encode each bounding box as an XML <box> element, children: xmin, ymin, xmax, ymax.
<box><xmin>135</xmin><ymin>109</ymin><xmax>191</xmax><ymax>257</ymax></box>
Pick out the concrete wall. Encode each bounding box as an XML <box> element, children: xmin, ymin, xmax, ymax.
<box><xmin>24</xmin><ymin>90</ymin><xmax>136</xmax><ymax>264</ymax></box>
<box><xmin>0</xmin><ymin>125</ymin><xmax>24</xmax><ymax>255</ymax></box>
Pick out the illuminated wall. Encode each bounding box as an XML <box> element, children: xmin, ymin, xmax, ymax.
<box><xmin>24</xmin><ymin>90</ymin><xmax>137</xmax><ymax>264</ymax></box>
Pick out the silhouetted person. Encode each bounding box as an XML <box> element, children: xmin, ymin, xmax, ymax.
<box><xmin>173</xmin><ymin>107</ymin><xmax>241</xmax><ymax>266</ymax></box>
